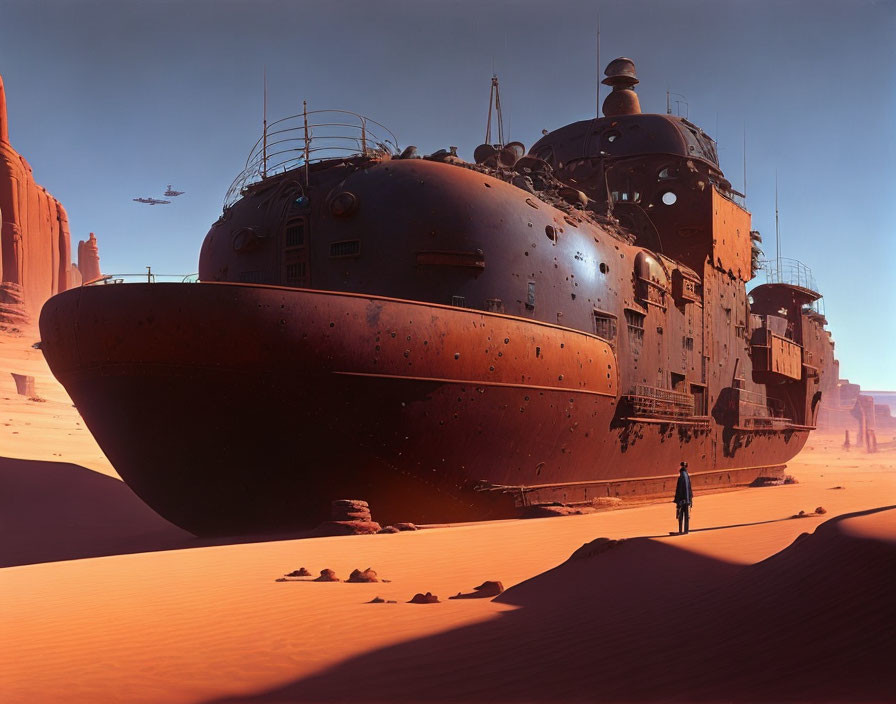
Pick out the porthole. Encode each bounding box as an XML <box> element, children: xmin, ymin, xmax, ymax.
<box><xmin>658</xmin><ymin>166</ymin><xmax>678</xmax><ymax>181</ymax></box>
<box><xmin>545</xmin><ymin>225</ymin><xmax>557</xmax><ymax>242</ymax></box>
<box><xmin>661</xmin><ymin>191</ymin><xmax>678</xmax><ymax>206</ymax></box>
<box><xmin>599</xmin><ymin>262</ymin><xmax>609</xmax><ymax>274</ymax></box>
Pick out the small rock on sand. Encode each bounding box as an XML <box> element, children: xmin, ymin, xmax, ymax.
<box><xmin>313</xmin><ymin>520</ymin><xmax>382</xmax><ymax>536</ymax></box>
<box><xmin>750</xmin><ymin>476</ymin><xmax>784</xmax><ymax>487</ymax></box>
<box><xmin>784</xmin><ymin>475</ymin><xmax>799</xmax><ymax>484</ymax></box>
<box><xmin>393</xmin><ymin>522</ymin><xmax>418</xmax><ymax>531</ymax></box>
<box><xmin>815</xmin><ymin>506</ymin><xmax>827</xmax><ymax>514</ymax></box>
<box><xmin>313</xmin><ymin>569</ymin><xmax>339</xmax><ymax>582</ymax></box>
<box><xmin>449</xmin><ymin>580</ymin><xmax>504</xmax><ymax>599</ymax></box>
<box><xmin>377</xmin><ymin>526</ymin><xmax>400</xmax><ymax>534</ymax></box>
<box><xmin>330</xmin><ymin>499</ymin><xmax>373</xmax><ymax>522</ymax></box>
<box><xmin>346</xmin><ymin>568</ymin><xmax>378</xmax><ymax>583</ymax></box>
<box><xmin>368</xmin><ymin>596</ymin><xmax>385</xmax><ymax>603</ymax></box>
<box><xmin>286</xmin><ymin>567</ymin><xmax>312</xmax><ymax>577</ymax></box>
<box><xmin>409</xmin><ymin>592</ymin><xmax>439</xmax><ymax>604</ymax></box>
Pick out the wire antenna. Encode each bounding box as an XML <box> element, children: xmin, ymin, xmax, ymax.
<box><xmin>742</xmin><ymin>123</ymin><xmax>747</xmax><ymax>203</ymax></box>
<box><xmin>485</xmin><ymin>74</ymin><xmax>505</xmax><ymax>147</ymax></box>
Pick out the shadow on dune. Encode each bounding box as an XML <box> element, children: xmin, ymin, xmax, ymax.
<box><xmin>208</xmin><ymin>506</ymin><xmax>896</xmax><ymax>704</ymax></box>
<box><xmin>0</xmin><ymin>456</ymin><xmax>313</xmax><ymax>567</ymax></box>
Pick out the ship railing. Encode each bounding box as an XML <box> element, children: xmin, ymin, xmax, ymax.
<box><xmin>756</xmin><ymin>258</ymin><xmax>824</xmax><ymax>315</ymax></box>
<box><xmin>624</xmin><ymin>384</ymin><xmax>694</xmax><ymax>419</ymax></box>
<box><xmin>224</xmin><ymin>109</ymin><xmax>400</xmax><ymax>207</ymax></box>
<box><xmin>737</xmin><ymin>388</ymin><xmax>787</xmax><ymax>419</ymax></box>
<box><xmin>84</xmin><ymin>273</ymin><xmax>199</xmax><ymax>285</ymax></box>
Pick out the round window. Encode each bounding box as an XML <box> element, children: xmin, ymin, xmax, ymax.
<box><xmin>603</xmin><ymin>130</ymin><xmax>621</xmax><ymax>144</ymax></box>
<box><xmin>661</xmin><ymin>191</ymin><xmax>678</xmax><ymax>206</ymax></box>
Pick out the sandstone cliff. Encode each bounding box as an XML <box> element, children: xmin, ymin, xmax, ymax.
<box><xmin>1</xmin><ymin>73</ymin><xmax>92</xmax><ymax>323</ymax></box>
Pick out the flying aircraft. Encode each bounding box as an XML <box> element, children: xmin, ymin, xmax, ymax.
<box><xmin>132</xmin><ymin>197</ymin><xmax>171</xmax><ymax>205</ymax></box>
<box><xmin>164</xmin><ymin>185</ymin><xmax>185</xmax><ymax>197</ymax></box>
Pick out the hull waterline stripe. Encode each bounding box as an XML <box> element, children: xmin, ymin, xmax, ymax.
<box><xmin>332</xmin><ymin>370</ymin><xmax>616</xmax><ymax>398</ymax></box>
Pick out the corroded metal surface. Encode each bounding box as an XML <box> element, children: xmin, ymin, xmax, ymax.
<box><xmin>39</xmin><ymin>57</ymin><xmax>836</xmax><ymax>535</ymax></box>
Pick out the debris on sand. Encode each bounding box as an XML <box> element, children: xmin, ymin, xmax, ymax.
<box><xmin>449</xmin><ymin>581</ymin><xmax>504</xmax><ymax>599</ymax></box>
<box><xmin>286</xmin><ymin>567</ymin><xmax>312</xmax><ymax>577</ymax></box>
<box><xmin>784</xmin><ymin>475</ymin><xmax>799</xmax><ymax>484</ymax></box>
<box><xmin>378</xmin><ymin>522</ymin><xmax>418</xmax><ymax>533</ymax></box>
<box><xmin>750</xmin><ymin>476</ymin><xmax>784</xmax><ymax>487</ymax></box>
<box><xmin>791</xmin><ymin>509</ymin><xmax>823</xmax><ymax>519</ymax></box>
<box><xmin>313</xmin><ymin>520</ymin><xmax>382</xmax><ymax>536</ymax></box>
<box><xmin>409</xmin><ymin>592</ymin><xmax>439</xmax><ymax>604</ymax></box>
<box><xmin>346</xmin><ymin>568</ymin><xmax>378</xmax><ymax>583</ymax></box>
<box><xmin>591</xmin><ymin>497</ymin><xmax>623</xmax><ymax>509</ymax></box>
<box><xmin>312</xmin><ymin>500</ymin><xmax>383</xmax><ymax>536</ymax></box>
<box><xmin>829</xmin><ymin>486</ymin><xmax>845</xmax><ymax>490</ymax></box>
<box><xmin>313</xmin><ymin>569</ymin><xmax>340</xmax><ymax>582</ymax></box>
<box><xmin>10</xmin><ymin>372</ymin><xmax>34</xmax><ymax>397</ymax></box>
<box><xmin>368</xmin><ymin>596</ymin><xmax>385</xmax><ymax>603</ymax></box>
<box><xmin>331</xmin><ymin>499</ymin><xmax>373</xmax><ymax>521</ymax></box>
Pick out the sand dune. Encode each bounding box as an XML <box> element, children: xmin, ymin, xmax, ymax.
<box><xmin>209</xmin><ymin>508</ymin><xmax>896</xmax><ymax>703</ymax></box>
<box><xmin>4</xmin><ymin>464</ymin><xmax>894</xmax><ymax>704</ymax></box>
<box><xmin>0</xmin><ymin>455</ymin><xmax>196</xmax><ymax>567</ymax></box>
<box><xmin>3</xmin><ymin>328</ymin><xmax>895</xmax><ymax>703</ymax></box>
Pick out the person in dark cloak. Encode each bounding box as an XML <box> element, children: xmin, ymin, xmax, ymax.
<box><xmin>674</xmin><ymin>461</ymin><xmax>693</xmax><ymax>534</ymax></box>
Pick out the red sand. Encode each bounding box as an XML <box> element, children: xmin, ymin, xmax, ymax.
<box><xmin>2</xmin><ymin>329</ymin><xmax>895</xmax><ymax>703</ymax></box>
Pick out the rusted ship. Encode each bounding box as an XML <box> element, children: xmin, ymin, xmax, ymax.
<box><xmin>39</xmin><ymin>58</ymin><xmax>836</xmax><ymax>535</ymax></box>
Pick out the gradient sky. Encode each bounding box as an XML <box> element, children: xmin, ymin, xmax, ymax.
<box><xmin>1</xmin><ymin>0</ymin><xmax>894</xmax><ymax>388</ymax></box>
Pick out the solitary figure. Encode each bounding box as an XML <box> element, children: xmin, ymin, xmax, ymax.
<box><xmin>674</xmin><ymin>461</ymin><xmax>693</xmax><ymax>534</ymax></box>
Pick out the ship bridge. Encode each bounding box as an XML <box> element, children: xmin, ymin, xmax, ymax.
<box><xmin>752</xmin><ymin>257</ymin><xmax>824</xmax><ymax>316</ymax></box>
<box><xmin>529</xmin><ymin>112</ymin><xmax>720</xmax><ymax>174</ymax></box>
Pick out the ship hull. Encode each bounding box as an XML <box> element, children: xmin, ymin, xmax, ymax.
<box><xmin>40</xmin><ymin>283</ymin><xmax>808</xmax><ymax>535</ymax></box>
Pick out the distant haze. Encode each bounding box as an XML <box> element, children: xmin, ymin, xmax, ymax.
<box><xmin>1</xmin><ymin>0</ymin><xmax>894</xmax><ymax>388</ymax></box>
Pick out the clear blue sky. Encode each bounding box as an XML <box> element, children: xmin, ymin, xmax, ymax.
<box><xmin>1</xmin><ymin>0</ymin><xmax>894</xmax><ymax>388</ymax></box>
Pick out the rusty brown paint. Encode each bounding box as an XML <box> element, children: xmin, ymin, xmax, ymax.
<box><xmin>38</xmin><ymin>58</ymin><xmax>837</xmax><ymax>535</ymax></box>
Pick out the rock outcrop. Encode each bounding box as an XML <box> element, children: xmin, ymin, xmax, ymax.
<box><xmin>1</xmin><ymin>74</ymin><xmax>98</xmax><ymax>318</ymax></box>
<box><xmin>77</xmin><ymin>233</ymin><xmax>101</xmax><ymax>283</ymax></box>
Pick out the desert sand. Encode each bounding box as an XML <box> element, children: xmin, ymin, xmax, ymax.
<box><xmin>2</xmin><ymin>328</ymin><xmax>895</xmax><ymax>703</ymax></box>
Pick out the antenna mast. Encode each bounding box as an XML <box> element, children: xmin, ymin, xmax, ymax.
<box><xmin>742</xmin><ymin>124</ymin><xmax>747</xmax><ymax>203</ymax></box>
<box><xmin>485</xmin><ymin>74</ymin><xmax>505</xmax><ymax>147</ymax></box>
<box><xmin>775</xmin><ymin>170</ymin><xmax>781</xmax><ymax>274</ymax></box>
<box><xmin>262</xmin><ymin>67</ymin><xmax>268</xmax><ymax>179</ymax></box>
<box><xmin>596</xmin><ymin>10</ymin><xmax>601</xmax><ymax>117</ymax></box>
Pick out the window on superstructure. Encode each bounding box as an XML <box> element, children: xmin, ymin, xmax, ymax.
<box><xmin>285</xmin><ymin>262</ymin><xmax>306</xmax><ymax>284</ymax></box>
<box><xmin>625</xmin><ymin>309</ymin><xmax>645</xmax><ymax>352</ymax></box>
<box><xmin>593</xmin><ymin>311</ymin><xmax>617</xmax><ymax>343</ymax></box>
<box><xmin>285</xmin><ymin>218</ymin><xmax>305</xmax><ymax>248</ymax></box>
<box><xmin>658</xmin><ymin>166</ymin><xmax>679</xmax><ymax>181</ymax></box>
